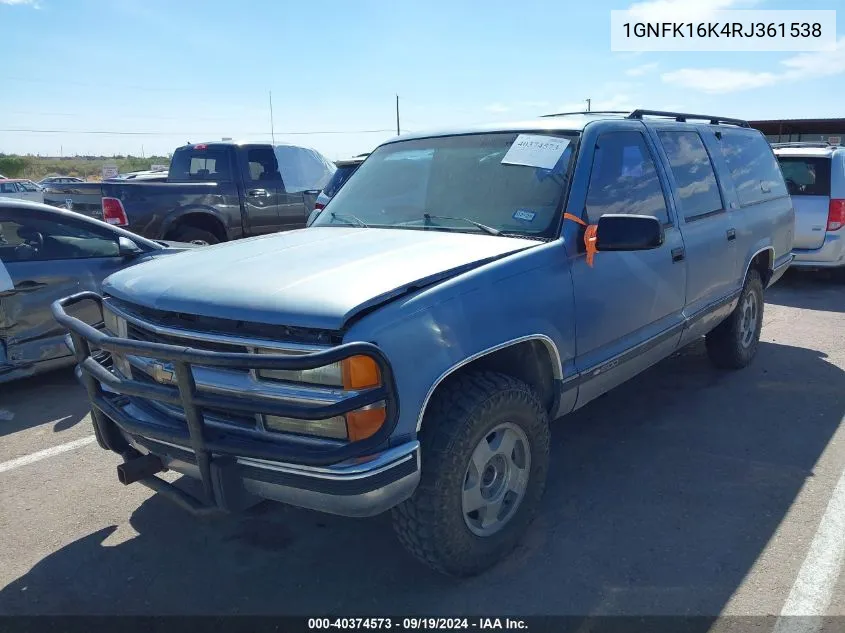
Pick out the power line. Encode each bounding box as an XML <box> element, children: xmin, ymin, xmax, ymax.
<box><xmin>0</xmin><ymin>127</ymin><xmax>396</xmax><ymax>137</ymax></box>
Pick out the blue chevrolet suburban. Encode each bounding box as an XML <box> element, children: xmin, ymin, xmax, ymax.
<box><xmin>54</xmin><ymin>110</ymin><xmax>794</xmax><ymax>576</ymax></box>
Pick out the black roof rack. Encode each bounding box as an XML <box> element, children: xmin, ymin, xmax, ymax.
<box><xmin>540</xmin><ymin>111</ymin><xmax>630</xmax><ymax>118</ymax></box>
<box><xmin>627</xmin><ymin>109</ymin><xmax>750</xmax><ymax>127</ymax></box>
<box><xmin>770</xmin><ymin>141</ymin><xmax>836</xmax><ymax>149</ymax></box>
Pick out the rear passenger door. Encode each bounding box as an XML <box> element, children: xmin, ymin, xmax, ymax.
<box><xmin>568</xmin><ymin>126</ymin><xmax>687</xmax><ymax>407</ymax></box>
<box><xmin>651</xmin><ymin>126</ymin><xmax>737</xmax><ymax>318</ymax></box>
<box><xmin>239</xmin><ymin>146</ymin><xmax>284</xmax><ymax>235</ymax></box>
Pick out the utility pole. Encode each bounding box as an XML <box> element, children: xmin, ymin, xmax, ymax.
<box><xmin>586</xmin><ymin>98</ymin><xmax>591</xmax><ymax>112</ymax></box>
<box><xmin>395</xmin><ymin>94</ymin><xmax>400</xmax><ymax>135</ymax></box>
<box><xmin>269</xmin><ymin>91</ymin><xmax>276</xmax><ymax>144</ymax></box>
<box><xmin>141</xmin><ymin>144</ymin><xmax>145</xmax><ymax>159</ymax></box>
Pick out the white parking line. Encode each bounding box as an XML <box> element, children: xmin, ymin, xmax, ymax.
<box><xmin>773</xmin><ymin>466</ymin><xmax>845</xmax><ymax>633</ymax></box>
<box><xmin>0</xmin><ymin>436</ymin><xmax>96</xmax><ymax>474</ymax></box>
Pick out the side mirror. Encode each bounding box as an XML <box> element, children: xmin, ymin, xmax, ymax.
<box><xmin>118</xmin><ymin>236</ymin><xmax>143</xmax><ymax>258</ymax></box>
<box><xmin>595</xmin><ymin>214</ymin><xmax>664</xmax><ymax>251</ymax></box>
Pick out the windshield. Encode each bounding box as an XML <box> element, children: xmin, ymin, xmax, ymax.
<box><xmin>312</xmin><ymin>132</ymin><xmax>578</xmax><ymax>237</ymax></box>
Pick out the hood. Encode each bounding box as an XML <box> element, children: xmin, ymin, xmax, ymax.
<box><xmin>103</xmin><ymin>227</ymin><xmax>537</xmax><ymax>330</ymax></box>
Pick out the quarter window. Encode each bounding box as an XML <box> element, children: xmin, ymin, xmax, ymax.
<box><xmin>718</xmin><ymin>129</ymin><xmax>788</xmax><ymax>206</ymax></box>
<box><xmin>585</xmin><ymin>131</ymin><xmax>669</xmax><ymax>225</ymax></box>
<box><xmin>657</xmin><ymin>131</ymin><xmax>723</xmax><ymax>220</ymax></box>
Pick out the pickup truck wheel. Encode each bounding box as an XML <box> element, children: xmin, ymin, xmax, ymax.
<box><xmin>391</xmin><ymin>371</ymin><xmax>549</xmax><ymax>577</ymax></box>
<box><xmin>706</xmin><ymin>269</ymin><xmax>764</xmax><ymax>369</ymax></box>
<box><xmin>169</xmin><ymin>226</ymin><xmax>219</xmax><ymax>245</ymax></box>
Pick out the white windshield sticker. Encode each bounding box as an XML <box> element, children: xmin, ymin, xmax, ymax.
<box><xmin>0</xmin><ymin>261</ymin><xmax>12</xmax><ymax>293</ymax></box>
<box><xmin>501</xmin><ymin>135</ymin><xmax>570</xmax><ymax>169</ymax></box>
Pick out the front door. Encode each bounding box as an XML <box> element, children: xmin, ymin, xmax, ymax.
<box><xmin>240</xmin><ymin>146</ymin><xmax>283</xmax><ymax>235</ymax></box>
<box><xmin>0</xmin><ymin>207</ymin><xmax>128</xmax><ymax>372</ymax></box>
<box><xmin>567</xmin><ymin>128</ymin><xmax>687</xmax><ymax>407</ymax></box>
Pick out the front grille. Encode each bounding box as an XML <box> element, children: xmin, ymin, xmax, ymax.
<box><xmin>131</xmin><ymin>369</ymin><xmax>258</xmax><ymax>429</ymax></box>
<box><xmin>126</xmin><ymin>321</ymin><xmax>249</xmax><ymax>354</ymax></box>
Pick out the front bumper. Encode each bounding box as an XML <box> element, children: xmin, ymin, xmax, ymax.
<box><xmin>791</xmin><ymin>232</ymin><xmax>845</xmax><ymax>269</ymax></box>
<box><xmin>54</xmin><ymin>291</ymin><xmax>414</xmax><ymax>518</ymax></box>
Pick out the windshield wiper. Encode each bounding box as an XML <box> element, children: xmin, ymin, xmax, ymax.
<box><xmin>330</xmin><ymin>212</ymin><xmax>369</xmax><ymax>228</ymax></box>
<box><xmin>422</xmin><ymin>214</ymin><xmax>500</xmax><ymax>236</ymax></box>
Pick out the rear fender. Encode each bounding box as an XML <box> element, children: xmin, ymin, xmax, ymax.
<box><xmin>160</xmin><ymin>206</ymin><xmax>229</xmax><ymax>240</ymax></box>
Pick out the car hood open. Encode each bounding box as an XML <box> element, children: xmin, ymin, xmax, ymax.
<box><xmin>103</xmin><ymin>227</ymin><xmax>538</xmax><ymax>330</ymax></box>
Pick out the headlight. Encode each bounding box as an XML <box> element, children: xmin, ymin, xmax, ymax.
<box><xmin>102</xmin><ymin>303</ymin><xmax>132</xmax><ymax>377</ymax></box>
<box><xmin>102</xmin><ymin>303</ymin><xmax>127</xmax><ymax>338</ymax></box>
<box><xmin>255</xmin><ymin>350</ymin><xmax>380</xmax><ymax>390</ymax></box>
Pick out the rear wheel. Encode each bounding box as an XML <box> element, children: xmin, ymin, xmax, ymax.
<box><xmin>169</xmin><ymin>225</ymin><xmax>219</xmax><ymax>245</ymax></box>
<box><xmin>392</xmin><ymin>371</ymin><xmax>549</xmax><ymax>576</ymax></box>
<box><xmin>706</xmin><ymin>269</ymin><xmax>764</xmax><ymax>369</ymax></box>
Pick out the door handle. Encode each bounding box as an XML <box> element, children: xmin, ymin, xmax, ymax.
<box><xmin>726</xmin><ymin>228</ymin><xmax>737</xmax><ymax>241</ymax></box>
<box><xmin>13</xmin><ymin>281</ymin><xmax>47</xmax><ymax>293</ymax></box>
<box><xmin>247</xmin><ymin>188</ymin><xmax>269</xmax><ymax>197</ymax></box>
<box><xmin>671</xmin><ymin>247</ymin><xmax>685</xmax><ymax>263</ymax></box>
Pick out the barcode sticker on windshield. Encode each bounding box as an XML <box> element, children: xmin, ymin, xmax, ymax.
<box><xmin>502</xmin><ymin>135</ymin><xmax>570</xmax><ymax>170</ymax></box>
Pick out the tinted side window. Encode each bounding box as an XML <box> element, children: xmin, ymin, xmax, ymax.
<box><xmin>0</xmin><ymin>215</ymin><xmax>119</xmax><ymax>262</ymax></box>
<box><xmin>246</xmin><ymin>147</ymin><xmax>282</xmax><ymax>182</ymax></box>
<box><xmin>777</xmin><ymin>156</ymin><xmax>832</xmax><ymax>196</ymax></box>
<box><xmin>585</xmin><ymin>131</ymin><xmax>669</xmax><ymax>225</ymax></box>
<box><xmin>718</xmin><ymin>129</ymin><xmax>788</xmax><ymax>206</ymax></box>
<box><xmin>274</xmin><ymin>146</ymin><xmax>335</xmax><ymax>193</ymax></box>
<box><xmin>0</xmin><ymin>183</ymin><xmax>17</xmax><ymax>193</ymax></box>
<box><xmin>657</xmin><ymin>131</ymin><xmax>723</xmax><ymax>219</ymax></box>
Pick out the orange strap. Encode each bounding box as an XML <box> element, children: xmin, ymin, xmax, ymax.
<box><xmin>563</xmin><ymin>213</ymin><xmax>598</xmax><ymax>267</ymax></box>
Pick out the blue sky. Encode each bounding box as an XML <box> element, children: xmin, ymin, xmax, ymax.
<box><xmin>1</xmin><ymin>0</ymin><xmax>842</xmax><ymax>160</ymax></box>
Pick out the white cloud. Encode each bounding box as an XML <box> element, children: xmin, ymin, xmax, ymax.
<box><xmin>484</xmin><ymin>103</ymin><xmax>510</xmax><ymax>114</ymax></box>
<box><xmin>0</xmin><ymin>0</ymin><xmax>38</xmax><ymax>4</ymax></box>
<box><xmin>661</xmin><ymin>37</ymin><xmax>845</xmax><ymax>93</ymax></box>
<box><xmin>661</xmin><ymin>68</ymin><xmax>779</xmax><ymax>93</ymax></box>
<box><xmin>626</xmin><ymin>0</ymin><xmax>754</xmax><ymax>22</ymax></box>
<box><xmin>625</xmin><ymin>62</ymin><xmax>659</xmax><ymax>77</ymax></box>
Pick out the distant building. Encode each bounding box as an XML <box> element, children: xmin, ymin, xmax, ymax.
<box><xmin>750</xmin><ymin>118</ymin><xmax>845</xmax><ymax>145</ymax></box>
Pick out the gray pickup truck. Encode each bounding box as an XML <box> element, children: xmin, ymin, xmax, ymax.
<box><xmin>43</xmin><ymin>142</ymin><xmax>335</xmax><ymax>244</ymax></box>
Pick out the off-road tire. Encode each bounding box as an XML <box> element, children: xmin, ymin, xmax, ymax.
<box><xmin>706</xmin><ymin>269</ymin><xmax>764</xmax><ymax>369</ymax></box>
<box><xmin>391</xmin><ymin>371</ymin><xmax>550</xmax><ymax>577</ymax></box>
<box><xmin>169</xmin><ymin>226</ymin><xmax>219</xmax><ymax>245</ymax></box>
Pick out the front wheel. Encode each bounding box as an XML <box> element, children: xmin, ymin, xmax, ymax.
<box><xmin>392</xmin><ymin>372</ymin><xmax>549</xmax><ymax>576</ymax></box>
<box><xmin>706</xmin><ymin>269</ymin><xmax>764</xmax><ymax>369</ymax></box>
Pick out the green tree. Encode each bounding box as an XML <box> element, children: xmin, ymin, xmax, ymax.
<box><xmin>0</xmin><ymin>156</ymin><xmax>31</xmax><ymax>178</ymax></box>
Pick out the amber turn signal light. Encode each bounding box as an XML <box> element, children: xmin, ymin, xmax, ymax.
<box><xmin>346</xmin><ymin>407</ymin><xmax>386</xmax><ymax>442</ymax></box>
<box><xmin>342</xmin><ymin>355</ymin><xmax>381</xmax><ymax>390</ymax></box>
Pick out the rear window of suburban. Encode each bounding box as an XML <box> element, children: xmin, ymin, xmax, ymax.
<box><xmin>776</xmin><ymin>156</ymin><xmax>831</xmax><ymax>197</ymax></box>
<box><xmin>718</xmin><ymin>129</ymin><xmax>788</xmax><ymax>206</ymax></box>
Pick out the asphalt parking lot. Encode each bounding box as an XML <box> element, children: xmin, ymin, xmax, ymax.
<box><xmin>1</xmin><ymin>271</ymin><xmax>844</xmax><ymax>619</ymax></box>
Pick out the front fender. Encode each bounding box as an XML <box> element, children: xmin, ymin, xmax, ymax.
<box><xmin>344</xmin><ymin>240</ymin><xmax>576</xmax><ymax>439</ymax></box>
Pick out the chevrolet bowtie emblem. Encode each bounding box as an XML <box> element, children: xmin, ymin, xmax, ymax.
<box><xmin>149</xmin><ymin>362</ymin><xmax>175</xmax><ymax>384</ymax></box>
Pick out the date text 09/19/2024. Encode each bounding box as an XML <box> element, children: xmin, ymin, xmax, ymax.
<box><xmin>307</xmin><ymin>618</ymin><xmax>528</xmax><ymax>630</ymax></box>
